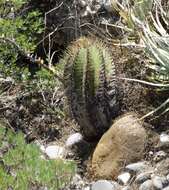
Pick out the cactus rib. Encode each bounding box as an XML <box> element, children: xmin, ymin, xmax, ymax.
<box><xmin>63</xmin><ymin>37</ymin><xmax>119</xmax><ymax>140</ymax></box>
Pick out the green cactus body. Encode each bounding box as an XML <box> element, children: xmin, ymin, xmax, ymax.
<box><xmin>63</xmin><ymin>37</ymin><xmax>119</xmax><ymax>140</ymax></box>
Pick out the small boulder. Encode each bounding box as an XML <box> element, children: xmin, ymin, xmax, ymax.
<box><xmin>92</xmin><ymin>113</ymin><xmax>147</xmax><ymax>179</ymax></box>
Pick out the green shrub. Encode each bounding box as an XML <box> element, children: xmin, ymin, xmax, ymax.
<box><xmin>0</xmin><ymin>0</ymin><xmax>43</xmax><ymax>81</ymax></box>
<box><xmin>0</xmin><ymin>125</ymin><xmax>76</xmax><ymax>190</ymax></box>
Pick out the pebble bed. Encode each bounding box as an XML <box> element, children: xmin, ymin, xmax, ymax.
<box><xmin>36</xmin><ymin>131</ymin><xmax>169</xmax><ymax>190</ymax></box>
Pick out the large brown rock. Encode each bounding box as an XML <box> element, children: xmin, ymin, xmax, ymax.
<box><xmin>91</xmin><ymin>113</ymin><xmax>147</xmax><ymax>179</ymax></box>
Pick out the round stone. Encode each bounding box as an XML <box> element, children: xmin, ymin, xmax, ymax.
<box><xmin>92</xmin><ymin>113</ymin><xmax>147</xmax><ymax>179</ymax></box>
<box><xmin>160</xmin><ymin>133</ymin><xmax>169</xmax><ymax>144</ymax></box>
<box><xmin>66</xmin><ymin>133</ymin><xmax>83</xmax><ymax>147</ymax></box>
<box><xmin>139</xmin><ymin>180</ymin><xmax>153</xmax><ymax>190</ymax></box>
<box><xmin>118</xmin><ymin>172</ymin><xmax>131</xmax><ymax>185</ymax></box>
<box><xmin>45</xmin><ymin>145</ymin><xmax>65</xmax><ymax>159</ymax></box>
<box><xmin>91</xmin><ymin>180</ymin><xmax>119</xmax><ymax>190</ymax></box>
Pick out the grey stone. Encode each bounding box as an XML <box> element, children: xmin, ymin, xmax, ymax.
<box><xmin>66</xmin><ymin>133</ymin><xmax>83</xmax><ymax>147</ymax></box>
<box><xmin>91</xmin><ymin>180</ymin><xmax>119</xmax><ymax>190</ymax></box>
<box><xmin>118</xmin><ymin>172</ymin><xmax>131</xmax><ymax>185</ymax></box>
<box><xmin>135</xmin><ymin>171</ymin><xmax>152</xmax><ymax>184</ymax></box>
<box><xmin>45</xmin><ymin>145</ymin><xmax>65</xmax><ymax>159</ymax></box>
<box><xmin>152</xmin><ymin>176</ymin><xmax>164</xmax><ymax>189</ymax></box>
<box><xmin>78</xmin><ymin>0</ymin><xmax>87</xmax><ymax>7</ymax></box>
<box><xmin>160</xmin><ymin>133</ymin><xmax>169</xmax><ymax>145</ymax></box>
<box><xmin>126</xmin><ymin>162</ymin><xmax>149</xmax><ymax>173</ymax></box>
<box><xmin>139</xmin><ymin>180</ymin><xmax>153</xmax><ymax>190</ymax></box>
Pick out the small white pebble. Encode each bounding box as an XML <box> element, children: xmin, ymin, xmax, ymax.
<box><xmin>79</xmin><ymin>0</ymin><xmax>87</xmax><ymax>7</ymax></box>
<box><xmin>117</xmin><ymin>172</ymin><xmax>131</xmax><ymax>185</ymax></box>
<box><xmin>45</xmin><ymin>145</ymin><xmax>65</xmax><ymax>159</ymax></box>
<box><xmin>91</xmin><ymin>180</ymin><xmax>118</xmax><ymax>190</ymax></box>
<box><xmin>160</xmin><ymin>133</ymin><xmax>169</xmax><ymax>144</ymax></box>
<box><xmin>66</xmin><ymin>133</ymin><xmax>83</xmax><ymax>147</ymax></box>
<box><xmin>148</xmin><ymin>151</ymin><xmax>154</xmax><ymax>156</ymax></box>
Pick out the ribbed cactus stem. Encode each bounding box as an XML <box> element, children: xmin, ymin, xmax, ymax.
<box><xmin>62</xmin><ymin>37</ymin><xmax>119</xmax><ymax>140</ymax></box>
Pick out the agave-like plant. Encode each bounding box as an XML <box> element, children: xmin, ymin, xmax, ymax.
<box><xmin>134</xmin><ymin>0</ymin><xmax>169</xmax><ymax>117</ymax></box>
<box><xmin>112</xmin><ymin>0</ymin><xmax>154</xmax><ymax>32</ymax></box>
<box><xmin>113</xmin><ymin>0</ymin><xmax>169</xmax><ymax>117</ymax></box>
<box><xmin>62</xmin><ymin>37</ymin><xmax>119</xmax><ymax>140</ymax></box>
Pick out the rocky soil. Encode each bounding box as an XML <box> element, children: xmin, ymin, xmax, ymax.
<box><xmin>1</xmin><ymin>0</ymin><xmax>169</xmax><ymax>190</ymax></box>
<box><xmin>35</xmin><ymin>116</ymin><xmax>169</xmax><ymax>190</ymax></box>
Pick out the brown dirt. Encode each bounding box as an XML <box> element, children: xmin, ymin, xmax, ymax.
<box><xmin>109</xmin><ymin>44</ymin><xmax>169</xmax><ymax>131</ymax></box>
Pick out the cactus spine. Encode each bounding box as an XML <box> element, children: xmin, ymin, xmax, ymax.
<box><xmin>63</xmin><ymin>37</ymin><xmax>119</xmax><ymax>140</ymax></box>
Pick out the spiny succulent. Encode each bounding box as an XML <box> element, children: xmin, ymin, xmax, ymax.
<box><xmin>62</xmin><ymin>37</ymin><xmax>119</xmax><ymax>140</ymax></box>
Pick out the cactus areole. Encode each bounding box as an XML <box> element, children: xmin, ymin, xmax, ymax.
<box><xmin>63</xmin><ymin>37</ymin><xmax>119</xmax><ymax>141</ymax></box>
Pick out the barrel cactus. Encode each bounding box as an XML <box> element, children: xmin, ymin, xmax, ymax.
<box><xmin>63</xmin><ymin>37</ymin><xmax>119</xmax><ymax>140</ymax></box>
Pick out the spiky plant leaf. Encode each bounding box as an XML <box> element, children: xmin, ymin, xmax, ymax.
<box><xmin>116</xmin><ymin>0</ymin><xmax>169</xmax><ymax>117</ymax></box>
